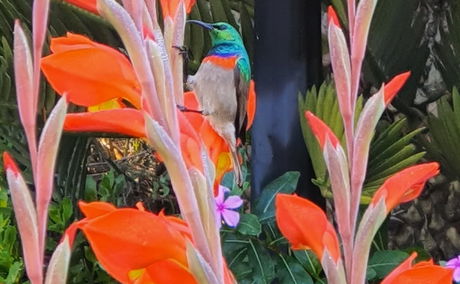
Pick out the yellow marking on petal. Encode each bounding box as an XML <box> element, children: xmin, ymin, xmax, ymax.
<box><xmin>216</xmin><ymin>152</ymin><xmax>232</xmax><ymax>176</ymax></box>
<box><xmin>88</xmin><ymin>98</ymin><xmax>125</xmax><ymax>112</ymax></box>
<box><xmin>128</xmin><ymin>268</ymin><xmax>145</xmax><ymax>281</ymax></box>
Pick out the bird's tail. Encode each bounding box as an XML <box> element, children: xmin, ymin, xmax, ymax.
<box><xmin>229</xmin><ymin>146</ymin><xmax>243</xmax><ymax>187</ymax></box>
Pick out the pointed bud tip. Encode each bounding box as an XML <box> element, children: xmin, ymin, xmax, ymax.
<box><xmin>305</xmin><ymin>111</ymin><xmax>340</xmax><ymax>149</ymax></box>
<box><xmin>2</xmin><ymin>152</ymin><xmax>20</xmax><ymax>175</ymax></box>
<box><xmin>327</xmin><ymin>6</ymin><xmax>340</xmax><ymax>27</ymax></box>
<box><xmin>384</xmin><ymin>71</ymin><xmax>411</xmax><ymax>105</ymax></box>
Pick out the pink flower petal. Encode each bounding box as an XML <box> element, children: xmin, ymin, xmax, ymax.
<box><xmin>223</xmin><ymin>196</ymin><xmax>243</xmax><ymax>209</ymax></box>
<box><xmin>215</xmin><ymin>185</ymin><xmax>227</xmax><ymax>204</ymax></box>
<box><xmin>453</xmin><ymin>268</ymin><xmax>460</xmax><ymax>282</ymax></box>
<box><xmin>446</xmin><ymin>256</ymin><xmax>460</xmax><ymax>267</ymax></box>
<box><xmin>222</xmin><ymin>209</ymin><xmax>240</xmax><ymax>228</ymax></box>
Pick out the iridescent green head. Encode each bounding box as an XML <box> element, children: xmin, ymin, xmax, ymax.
<box><xmin>187</xmin><ymin>20</ymin><xmax>244</xmax><ymax>46</ymax></box>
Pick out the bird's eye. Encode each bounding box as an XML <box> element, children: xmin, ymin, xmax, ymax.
<box><xmin>219</xmin><ymin>25</ymin><xmax>227</xmax><ymax>30</ymax></box>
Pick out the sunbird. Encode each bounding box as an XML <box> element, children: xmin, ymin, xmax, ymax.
<box><xmin>186</xmin><ymin>20</ymin><xmax>251</xmax><ymax>187</ymax></box>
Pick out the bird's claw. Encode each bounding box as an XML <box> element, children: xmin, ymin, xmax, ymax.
<box><xmin>173</xmin><ymin>45</ymin><xmax>188</xmax><ymax>54</ymax></box>
<box><xmin>172</xmin><ymin>45</ymin><xmax>191</xmax><ymax>61</ymax></box>
<box><xmin>176</xmin><ymin>104</ymin><xmax>206</xmax><ymax>115</ymax></box>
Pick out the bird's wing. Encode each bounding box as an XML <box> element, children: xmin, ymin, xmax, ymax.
<box><xmin>234</xmin><ymin>57</ymin><xmax>250</xmax><ymax>139</ymax></box>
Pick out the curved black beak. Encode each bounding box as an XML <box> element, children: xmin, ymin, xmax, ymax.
<box><xmin>187</xmin><ymin>20</ymin><xmax>213</xmax><ymax>30</ymax></box>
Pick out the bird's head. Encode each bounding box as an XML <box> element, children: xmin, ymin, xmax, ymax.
<box><xmin>187</xmin><ymin>20</ymin><xmax>243</xmax><ymax>46</ymax></box>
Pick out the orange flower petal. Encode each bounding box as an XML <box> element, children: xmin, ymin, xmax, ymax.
<box><xmin>79</xmin><ymin>201</ymin><xmax>117</xmax><ymax>219</ymax></box>
<box><xmin>160</xmin><ymin>0</ymin><xmax>196</xmax><ymax>18</ymax></box>
<box><xmin>384</xmin><ymin>71</ymin><xmax>411</xmax><ymax>105</ymax></box>
<box><xmin>223</xmin><ymin>259</ymin><xmax>237</xmax><ymax>284</ymax></box>
<box><xmin>183</xmin><ymin>91</ymin><xmax>204</xmax><ymax>132</ymax></box>
<box><xmin>78</xmin><ymin>207</ymin><xmax>188</xmax><ymax>283</ymax></box>
<box><xmin>64</xmin><ymin>0</ymin><xmax>98</xmax><ymax>14</ymax></box>
<box><xmin>391</xmin><ymin>266</ymin><xmax>454</xmax><ymax>284</ymax></box>
<box><xmin>305</xmin><ymin>111</ymin><xmax>340</xmax><ymax>150</ymax></box>
<box><xmin>64</xmin><ymin>109</ymin><xmax>146</xmax><ymax>138</ymax></box>
<box><xmin>2</xmin><ymin>152</ymin><xmax>19</xmax><ymax>175</ymax></box>
<box><xmin>50</xmin><ymin>33</ymin><xmax>101</xmax><ymax>53</ymax></box>
<box><xmin>275</xmin><ymin>194</ymin><xmax>340</xmax><ymax>262</ymax></box>
<box><xmin>159</xmin><ymin>212</ymin><xmax>193</xmax><ymax>241</ymax></box>
<box><xmin>371</xmin><ymin>163</ymin><xmax>439</xmax><ymax>212</ymax></box>
<box><xmin>327</xmin><ymin>6</ymin><xmax>340</xmax><ymax>27</ymax></box>
<box><xmin>178</xmin><ymin>111</ymin><xmax>204</xmax><ymax>171</ymax></box>
<box><xmin>41</xmin><ymin>33</ymin><xmax>141</xmax><ymax>108</ymax></box>
<box><xmin>246</xmin><ymin>80</ymin><xmax>256</xmax><ymax>130</ymax></box>
<box><xmin>143</xmin><ymin>259</ymin><xmax>197</xmax><ymax>284</ymax></box>
<box><xmin>382</xmin><ymin>252</ymin><xmax>418</xmax><ymax>284</ymax></box>
<box><xmin>382</xmin><ymin>252</ymin><xmax>454</xmax><ymax>284</ymax></box>
<box><xmin>214</xmin><ymin>152</ymin><xmax>232</xmax><ymax>195</ymax></box>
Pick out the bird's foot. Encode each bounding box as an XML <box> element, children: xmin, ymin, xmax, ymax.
<box><xmin>172</xmin><ymin>45</ymin><xmax>191</xmax><ymax>61</ymax></box>
<box><xmin>176</xmin><ymin>104</ymin><xmax>207</xmax><ymax>115</ymax></box>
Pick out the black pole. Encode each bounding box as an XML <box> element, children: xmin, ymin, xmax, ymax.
<box><xmin>251</xmin><ymin>0</ymin><xmax>324</xmax><ymax>206</ymax></box>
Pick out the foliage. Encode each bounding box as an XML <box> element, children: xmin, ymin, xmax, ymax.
<box><xmin>0</xmin><ymin>190</ymin><xmax>23</xmax><ymax>284</ymax></box>
<box><xmin>84</xmin><ymin>169</ymin><xmax>126</xmax><ymax>205</ymax></box>
<box><xmin>434</xmin><ymin>0</ymin><xmax>460</xmax><ymax>91</ymax></box>
<box><xmin>422</xmin><ymin>87</ymin><xmax>460</xmax><ymax>180</ymax></box>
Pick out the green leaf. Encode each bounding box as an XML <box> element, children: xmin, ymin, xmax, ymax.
<box><xmin>4</xmin><ymin>261</ymin><xmax>22</xmax><ymax>284</ymax></box>
<box><xmin>84</xmin><ymin>176</ymin><xmax>97</xmax><ymax>201</ymax></box>
<box><xmin>209</xmin><ymin>0</ymin><xmax>228</xmax><ymax>23</ymax></box>
<box><xmin>247</xmin><ymin>239</ymin><xmax>276</xmax><ymax>283</ymax></box>
<box><xmin>252</xmin><ymin>171</ymin><xmax>300</xmax><ymax>222</ymax></box>
<box><xmin>236</xmin><ymin>213</ymin><xmax>261</xmax><ymax>236</ymax></box>
<box><xmin>423</xmin><ymin>88</ymin><xmax>460</xmax><ymax>179</ymax></box>
<box><xmin>222</xmin><ymin>233</ymin><xmax>249</xmax><ymax>268</ymax></box>
<box><xmin>276</xmin><ymin>254</ymin><xmax>313</xmax><ymax>284</ymax></box>
<box><xmin>367</xmin><ymin>250</ymin><xmax>409</xmax><ymax>280</ymax></box>
<box><xmin>293</xmin><ymin>250</ymin><xmax>322</xmax><ymax>278</ymax></box>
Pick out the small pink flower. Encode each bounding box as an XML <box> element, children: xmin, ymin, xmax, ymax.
<box><xmin>215</xmin><ymin>185</ymin><xmax>243</xmax><ymax>228</ymax></box>
<box><xmin>446</xmin><ymin>255</ymin><xmax>460</xmax><ymax>282</ymax></box>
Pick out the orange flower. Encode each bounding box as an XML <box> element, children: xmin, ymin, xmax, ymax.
<box><xmin>66</xmin><ymin>202</ymin><xmax>236</xmax><ymax>284</ymax></box>
<box><xmin>382</xmin><ymin>252</ymin><xmax>454</xmax><ymax>284</ymax></box>
<box><xmin>66</xmin><ymin>202</ymin><xmax>197</xmax><ymax>284</ymax></box>
<box><xmin>41</xmin><ymin>33</ymin><xmax>141</xmax><ymax>109</ymax></box>
<box><xmin>160</xmin><ymin>0</ymin><xmax>196</xmax><ymax>18</ymax></box>
<box><xmin>275</xmin><ymin>194</ymin><xmax>341</xmax><ymax>262</ymax></box>
<box><xmin>64</xmin><ymin>0</ymin><xmax>98</xmax><ymax>14</ymax></box>
<box><xmin>371</xmin><ymin>163</ymin><xmax>439</xmax><ymax>212</ymax></box>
